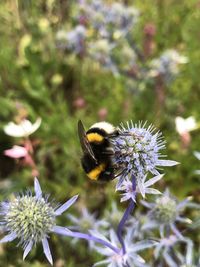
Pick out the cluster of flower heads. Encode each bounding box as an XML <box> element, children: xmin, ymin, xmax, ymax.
<box><xmin>56</xmin><ymin>0</ymin><xmax>187</xmax><ymax>89</ymax></box>
<box><xmin>65</xmin><ymin>190</ymin><xmax>199</xmax><ymax>267</ymax></box>
<box><xmin>1</xmin><ymin>119</ymin><xmax>199</xmax><ymax>266</ymax></box>
<box><xmin>77</xmin><ymin>1</ymin><xmax>139</xmax><ymax>38</ymax></box>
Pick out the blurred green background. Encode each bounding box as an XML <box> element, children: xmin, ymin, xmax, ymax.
<box><xmin>0</xmin><ymin>0</ymin><xmax>199</xmax><ymax>266</ymax></box>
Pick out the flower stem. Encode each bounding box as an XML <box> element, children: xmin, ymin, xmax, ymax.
<box><xmin>64</xmin><ymin>231</ymin><xmax>121</xmax><ymax>254</ymax></box>
<box><xmin>117</xmin><ymin>175</ymin><xmax>136</xmax><ymax>254</ymax></box>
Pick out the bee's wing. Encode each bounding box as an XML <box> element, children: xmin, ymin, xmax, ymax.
<box><xmin>78</xmin><ymin>120</ymin><xmax>97</xmax><ymax>163</ymax></box>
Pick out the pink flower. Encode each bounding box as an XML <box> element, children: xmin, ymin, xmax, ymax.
<box><xmin>4</xmin><ymin>145</ymin><xmax>28</xmax><ymax>159</ymax></box>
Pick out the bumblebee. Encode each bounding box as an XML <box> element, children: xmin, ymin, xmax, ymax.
<box><xmin>78</xmin><ymin>120</ymin><xmax>119</xmax><ymax>182</ymax></box>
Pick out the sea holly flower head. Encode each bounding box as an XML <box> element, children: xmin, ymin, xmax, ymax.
<box><xmin>142</xmin><ymin>189</ymin><xmax>193</xmax><ymax>239</ymax></box>
<box><xmin>4</xmin><ymin>118</ymin><xmax>41</xmax><ymax>137</ymax></box>
<box><xmin>0</xmin><ymin>177</ymin><xmax>78</xmax><ymax>265</ymax></box>
<box><xmin>152</xmin><ymin>193</ymin><xmax>177</xmax><ymax>224</ymax></box>
<box><xmin>92</xmin><ymin>228</ymin><xmax>155</xmax><ymax>267</ymax></box>
<box><xmin>111</xmin><ymin>121</ymin><xmax>178</xmax><ymax>193</ymax></box>
<box><xmin>68</xmin><ymin>207</ymin><xmax>108</xmax><ymax>232</ymax></box>
<box><xmin>67</xmin><ymin>207</ymin><xmax>108</xmax><ymax>249</ymax></box>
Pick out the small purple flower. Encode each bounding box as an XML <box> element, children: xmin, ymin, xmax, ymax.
<box><xmin>117</xmin><ymin>178</ymin><xmax>137</xmax><ymax>202</ymax></box>
<box><xmin>0</xmin><ymin>178</ymin><xmax>78</xmax><ymax>265</ymax></box>
<box><xmin>118</xmin><ymin>174</ymin><xmax>163</xmax><ymax>201</ymax></box>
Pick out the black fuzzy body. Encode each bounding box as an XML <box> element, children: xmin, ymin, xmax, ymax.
<box><xmin>81</xmin><ymin>127</ymin><xmax>117</xmax><ymax>182</ymax></box>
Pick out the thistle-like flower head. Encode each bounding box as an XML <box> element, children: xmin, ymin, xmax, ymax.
<box><xmin>111</xmin><ymin>121</ymin><xmax>178</xmax><ymax>194</ymax></box>
<box><xmin>92</xmin><ymin>228</ymin><xmax>155</xmax><ymax>267</ymax></box>
<box><xmin>67</xmin><ymin>207</ymin><xmax>108</xmax><ymax>249</ymax></box>
<box><xmin>0</xmin><ymin>178</ymin><xmax>78</xmax><ymax>265</ymax></box>
<box><xmin>68</xmin><ymin>207</ymin><xmax>108</xmax><ymax>232</ymax></box>
<box><xmin>142</xmin><ymin>189</ymin><xmax>193</xmax><ymax>240</ymax></box>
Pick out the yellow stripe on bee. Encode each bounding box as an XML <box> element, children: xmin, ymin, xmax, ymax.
<box><xmin>87</xmin><ymin>163</ymin><xmax>106</xmax><ymax>180</ymax></box>
<box><xmin>86</xmin><ymin>133</ymin><xmax>104</xmax><ymax>143</ymax></box>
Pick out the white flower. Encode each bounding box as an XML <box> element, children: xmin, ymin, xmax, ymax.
<box><xmin>4</xmin><ymin>118</ymin><xmax>41</xmax><ymax>137</ymax></box>
<box><xmin>175</xmin><ymin>116</ymin><xmax>197</xmax><ymax>135</ymax></box>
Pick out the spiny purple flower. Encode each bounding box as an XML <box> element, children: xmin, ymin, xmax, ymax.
<box><xmin>68</xmin><ymin>207</ymin><xmax>107</xmax><ymax>232</ymax></box>
<box><xmin>153</xmin><ymin>236</ymin><xmax>195</xmax><ymax>267</ymax></box>
<box><xmin>142</xmin><ymin>189</ymin><xmax>193</xmax><ymax>240</ymax></box>
<box><xmin>92</xmin><ymin>228</ymin><xmax>156</xmax><ymax>267</ymax></box>
<box><xmin>67</xmin><ymin>207</ymin><xmax>108</xmax><ymax>249</ymax></box>
<box><xmin>111</xmin><ymin>121</ymin><xmax>178</xmax><ymax>193</ymax></box>
<box><xmin>118</xmin><ymin>174</ymin><xmax>163</xmax><ymax>201</ymax></box>
<box><xmin>0</xmin><ymin>178</ymin><xmax>78</xmax><ymax>265</ymax></box>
